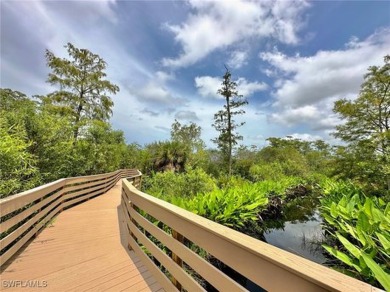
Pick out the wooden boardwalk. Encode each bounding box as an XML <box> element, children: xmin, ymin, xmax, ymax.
<box><xmin>1</xmin><ymin>181</ymin><xmax>164</xmax><ymax>292</ymax></box>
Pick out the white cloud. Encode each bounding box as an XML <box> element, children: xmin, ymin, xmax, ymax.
<box><xmin>269</xmin><ymin>99</ymin><xmax>342</xmax><ymax>131</ymax></box>
<box><xmin>260</xmin><ymin>29</ymin><xmax>390</xmax><ymax>107</ymax></box>
<box><xmin>0</xmin><ymin>0</ymin><xmax>153</xmax><ymax>96</ymax></box>
<box><xmin>163</xmin><ymin>0</ymin><xmax>309</xmax><ymax>67</ymax></box>
<box><xmin>195</xmin><ymin>76</ymin><xmax>221</xmax><ymax>98</ymax></box>
<box><xmin>261</xmin><ymin>28</ymin><xmax>390</xmax><ymax>137</ymax></box>
<box><xmin>155</xmin><ymin>71</ymin><xmax>175</xmax><ymax>83</ymax></box>
<box><xmin>175</xmin><ymin>111</ymin><xmax>200</xmax><ymax>121</ymax></box>
<box><xmin>270</xmin><ymin>105</ymin><xmax>318</xmax><ymax>125</ymax></box>
<box><xmin>288</xmin><ymin>133</ymin><xmax>323</xmax><ymax>141</ymax></box>
<box><xmin>236</xmin><ymin>78</ymin><xmax>268</xmax><ymax>96</ymax></box>
<box><xmin>195</xmin><ymin>76</ymin><xmax>267</xmax><ymax>99</ymax></box>
<box><xmin>133</xmin><ymin>82</ymin><xmax>186</xmax><ymax>106</ymax></box>
<box><xmin>227</xmin><ymin>50</ymin><xmax>249</xmax><ymax>69</ymax></box>
<box><xmin>45</xmin><ymin>0</ymin><xmax>118</xmax><ymax>25</ymax></box>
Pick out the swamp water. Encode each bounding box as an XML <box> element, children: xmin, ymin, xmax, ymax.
<box><xmin>264</xmin><ymin>210</ymin><xmax>326</xmax><ymax>263</ymax></box>
<box><xmin>263</xmin><ymin>194</ymin><xmax>327</xmax><ymax>264</ymax></box>
<box><xmin>229</xmin><ymin>193</ymin><xmax>327</xmax><ymax>291</ymax></box>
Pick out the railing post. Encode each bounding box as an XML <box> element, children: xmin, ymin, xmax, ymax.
<box><xmin>121</xmin><ymin>183</ymin><xmax>133</xmax><ymax>251</ymax></box>
<box><xmin>61</xmin><ymin>183</ymin><xmax>66</xmax><ymax>212</ymax></box>
<box><xmin>127</xmin><ymin>201</ymin><xmax>138</xmax><ymax>251</ymax></box>
<box><xmin>34</xmin><ymin>197</ymin><xmax>44</xmax><ymax>237</ymax></box>
<box><xmin>171</xmin><ymin>230</ymin><xmax>184</xmax><ymax>290</ymax></box>
<box><xmin>134</xmin><ymin>177</ymin><xmax>138</xmax><ymax>189</ymax></box>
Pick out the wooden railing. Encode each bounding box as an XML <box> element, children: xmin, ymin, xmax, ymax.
<box><xmin>0</xmin><ymin>169</ymin><xmax>140</xmax><ymax>266</ymax></box>
<box><xmin>121</xmin><ymin>177</ymin><xmax>381</xmax><ymax>292</ymax></box>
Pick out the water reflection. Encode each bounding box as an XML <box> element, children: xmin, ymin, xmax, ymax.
<box><xmin>262</xmin><ymin>195</ymin><xmax>326</xmax><ymax>264</ymax></box>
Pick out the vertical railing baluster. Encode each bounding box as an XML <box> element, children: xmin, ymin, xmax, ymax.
<box><xmin>127</xmin><ymin>201</ymin><xmax>137</xmax><ymax>251</ymax></box>
<box><xmin>171</xmin><ymin>230</ymin><xmax>184</xmax><ymax>290</ymax></box>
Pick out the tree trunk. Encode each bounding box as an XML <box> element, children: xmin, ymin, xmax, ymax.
<box><xmin>73</xmin><ymin>96</ymin><xmax>84</xmax><ymax>140</ymax></box>
<box><xmin>227</xmin><ymin>95</ymin><xmax>232</xmax><ymax>177</ymax></box>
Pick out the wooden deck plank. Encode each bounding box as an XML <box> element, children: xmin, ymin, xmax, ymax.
<box><xmin>1</xmin><ymin>181</ymin><xmax>164</xmax><ymax>292</ymax></box>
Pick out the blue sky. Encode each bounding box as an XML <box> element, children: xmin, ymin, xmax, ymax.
<box><xmin>1</xmin><ymin>0</ymin><xmax>389</xmax><ymax>148</ymax></box>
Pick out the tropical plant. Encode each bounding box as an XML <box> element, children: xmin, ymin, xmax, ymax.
<box><xmin>144</xmin><ymin>141</ymin><xmax>189</xmax><ymax>173</ymax></box>
<box><xmin>320</xmin><ymin>181</ymin><xmax>390</xmax><ymax>290</ymax></box>
<box><xmin>167</xmin><ymin>182</ymin><xmax>268</xmax><ymax>230</ymax></box>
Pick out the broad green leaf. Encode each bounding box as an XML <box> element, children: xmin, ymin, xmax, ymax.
<box><xmin>245</xmin><ymin>202</ymin><xmax>261</xmax><ymax>210</ymax></box>
<box><xmin>355</xmin><ymin>226</ymin><xmax>367</xmax><ymax>247</ymax></box>
<box><xmin>322</xmin><ymin>213</ymin><xmax>335</xmax><ymax>225</ymax></box>
<box><xmin>336</xmin><ymin>233</ymin><xmax>361</xmax><ymax>259</ymax></box>
<box><xmin>360</xmin><ymin>252</ymin><xmax>390</xmax><ymax>291</ymax></box>
<box><xmin>364</xmin><ymin>198</ymin><xmax>373</xmax><ymax>218</ymax></box>
<box><xmin>330</xmin><ymin>202</ymin><xmax>338</xmax><ymax>218</ymax></box>
<box><xmin>372</xmin><ymin>208</ymin><xmax>385</xmax><ymax>224</ymax></box>
<box><xmin>358</xmin><ymin>211</ymin><xmax>370</xmax><ymax>230</ymax></box>
<box><xmin>376</xmin><ymin>232</ymin><xmax>390</xmax><ymax>252</ymax></box>
<box><xmin>343</xmin><ymin>222</ymin><xmax>360</xmax><ymax>242</ymax></box>
<box><xmin>323</xmin><ymin>245</ymin><xmax>362</xmax><ymax>272</ymax></box>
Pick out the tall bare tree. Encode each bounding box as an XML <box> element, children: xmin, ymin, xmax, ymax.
<box><xmin>212</xmin><ymin>67</ymin><xmax>247</xmax><ymax>176</ymax></box>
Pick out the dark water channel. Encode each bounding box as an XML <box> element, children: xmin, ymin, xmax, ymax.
<box><xmin>262</xmin><ymin>194</ymin><xmax>327</xmax><ymax>264</ymax></box>
<box><xmin>216</xmin><ymin>193</ymin><xmax>328</xmax><ymax>292</ymax></box>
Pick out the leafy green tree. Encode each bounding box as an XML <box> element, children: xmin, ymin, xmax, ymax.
<box><xmin>170</xmin><ymin>119</ymin><xmax>208</xmax><ymax>169</ymax></box>
<box><xmin>333</xmin><ymin>55</ymin><xmax>390</xmax><ymax>191</ymax></box>
<box><xmin>258</xmin><ymin>137</ymin><xmax>309</xmax><ymax>177</ymax></box>
<box><xmin>45</xmin><ymin>43</ymin><xmax>119</xmax><ymax>139</ymax></box>
<box><xmin>0</xmin><ymin>119</ymin><xmax>41</xmax><ymax>198</ymax></box>
<box><xmin>305</xmin><ymin>140</ymin><xmax>334</xmax><ymax>176</ymax></box>
<box><xmin>88</xmin><ymin>121</ymin><xmax>127</xmax><ymax>172</ymax></box>
<box><xmin>212</xmin><ymin>68</ymin><xmax>247</xmax><ymax>176</ymax></box>
<box><xmin>0</xmin><ymin>89</ymin><xmax>41</xmax><ymax>196</ymax></box>
<box><xmin>171</xmin><ymin>119</ymin><xmax>204</xmax><ymax>152</ymax></box>
<box><xmin>1</xmin><ymin>88</ymin><xmax>76</xmax><ymax>183</ymax></box>
<box><xmin>200</xmin><ymin>149</ymin><xmax>225</xmax><ymax>177</ymax></box>
<box><xmin>234</xmin><ymin>145</ymin><xmax>259</xmax><ymax>179</ymax></box>
<box><xmin>31</xmin><ymin>108</ymin><xmax>74</xmax><ymax>181</ymax></box>
<box><xmin>249</xmin><ymin>137</ymin><xmax>334</xmax><ymax>181</ymax></box>
<box><xmin>120</xmin><ymin>143</ymin><xmax>143</xmax><ymax>170</ymax></box>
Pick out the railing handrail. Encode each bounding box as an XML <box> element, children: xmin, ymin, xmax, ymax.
<box><xmin>0</xmin><ymin>169</ymin><xmax>141</xmax><ymax>267</ymax></box>
<box><xmin>121</xmin><ymin>178</ymin><xmax>381</xmax><ymax>292</ymax></box>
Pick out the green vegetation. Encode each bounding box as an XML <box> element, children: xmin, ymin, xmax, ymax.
<box><xmin>0</xmin><ymin>44</ymin><xmax>126</xmax><ymax>197</ymax></box>
<box><xmin>144</xmin><ymin>172</ymin><xmax>303</xmax><ymax>230</ymax></box>
<box><xmin>333</xmin><ymin>55</ymin><xmax>390</xmax><ymax>194</ymax></box>
<box><xmin>320</xmin><ymin>181</ymin><xmax>390</xmax><ymax>290</ymax></box>
<box><xmin>0</xmin><ymin>43</ymin><xmax>389</xmax><ymax>289</ymax></box>
<box><xmin>142</xmin><ymin>167</ymin><xmax>217</xmax><ymax>198</ymax></box>
<box><xmin>45</xmin><ymin>42</ymin><xmax>119</xmax><ymax>139</ymax></box>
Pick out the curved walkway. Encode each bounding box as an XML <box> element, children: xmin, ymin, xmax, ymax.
<box><xmin>1</xmin><ymin>182</ymin><xmax>164</xmax><ymax>292</ymax></box>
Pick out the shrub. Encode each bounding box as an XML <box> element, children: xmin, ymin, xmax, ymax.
<box><xmin>142</xmin><ymin>167</ymin><xmax>216</xmax><ymax>198</ymax></box>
